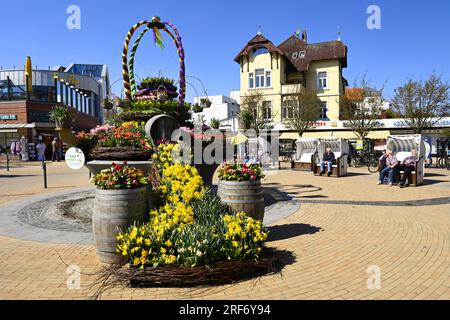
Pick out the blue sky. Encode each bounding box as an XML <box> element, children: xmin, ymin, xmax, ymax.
<box><xmin>1</xmin><ymin>0</ymin><xmax>449</xmax><ymax>102</ymax></box>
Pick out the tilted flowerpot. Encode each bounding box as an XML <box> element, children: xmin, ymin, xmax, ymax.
<box><xmin>92</xmin><ymin>187</ymin><xmax>147</xmax><ymax>264</ymax></box>
<box><xmin>217</xmin><ymin>180</ymin><xmax>265</xmax><ymax>221</ymax></box>
<box><xmin>194</xmin><ymin>163</ymin><xmax>219</xmax><ymax>187</ymax></box>
<box><xmin>54</xmin><ymin>118</ymin><xmax>72</xmax><ymax>129</ymax></box>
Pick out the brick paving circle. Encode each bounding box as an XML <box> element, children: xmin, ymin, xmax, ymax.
<box><xmin>0</xmin><ymin>187</ymin><xmax>300</xmax><ymax>244</ymax></box>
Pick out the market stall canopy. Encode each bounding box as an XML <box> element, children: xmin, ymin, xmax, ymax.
<box><xmin>229</xmin><ymin>132</ymin><xmax>248</xmax><ymax>145</ymax></box>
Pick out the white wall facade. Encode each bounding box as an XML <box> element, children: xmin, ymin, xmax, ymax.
<box><xmin>193</xmin><ymin>95</ymin><xmax>240</xmax><ymax>128</ymax></box>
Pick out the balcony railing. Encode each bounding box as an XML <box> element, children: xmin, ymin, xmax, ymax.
<box><xmin>281</xmin><ymin>84</ymin><xmax>303</xmax><ymax>95</ymax></box>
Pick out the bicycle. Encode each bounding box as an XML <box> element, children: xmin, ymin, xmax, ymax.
<box><xmin>437</xmin><ymin>156</ymin><xmax>450</xmax><ymax>170</ymax></box>
<box><xmin>367</xmin><ymin>153</ymin><xmax>382</xmax><ymax>173</ymax></box>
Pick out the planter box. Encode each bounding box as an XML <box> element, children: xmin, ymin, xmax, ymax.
<box><xmin>92</xmin><ymin>187</ymin><xmax>147</xmax><ymax>264</ymax></box>
<box><xmin>217</xmin><ymin>180</ymin><xmax>265</xmax><ymax>221</ymax></box>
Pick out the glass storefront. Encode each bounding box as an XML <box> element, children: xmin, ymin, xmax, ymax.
<box><xmin>0</xmin><ymin>70</ymin><xmax>100</xmax><ymax>117</ymax></box>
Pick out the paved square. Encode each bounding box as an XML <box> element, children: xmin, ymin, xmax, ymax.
<box><xmin>0</xmin><ymin>162</ymin><xmax>449</xmax><ymax>300</ymax></box>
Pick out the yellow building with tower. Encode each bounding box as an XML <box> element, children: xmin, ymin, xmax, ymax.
<box><xmin>234</xmin><ymin>29</ymin><xmax>348</xmax><ymax>131</ymax></box>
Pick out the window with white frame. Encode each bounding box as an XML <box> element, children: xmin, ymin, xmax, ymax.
<box><xmin>318</xmin><ymin>71</ymin><xmax>328</xmax><ymax>90</ymax></box>
<box><xmin>266</xmin><ymin>71</ymin><xmax>271</xmax><ymax>87</ymax></box>
<box><xmin>282</xmin><ymin>100</ymin><xmax>295</xmax><ymax>120</ymax></box>
<box><xmin>320</xmin><ymin>101</ymin><xmax>328</xmax><ymax>120</ymax></box>
<box><xmin>249</xmin><ymin>72</ymin><xmax>254</xmax><ymax>88</ymax></box>
<box><xmin>262</xmin><ymin>101</ymin><xmax>272</xmax><ymax>120</ymax></box>
<box><xmin>255</xmin><ymin>69</ymin><xmax>264</xmax><ymax>88</ymax></box>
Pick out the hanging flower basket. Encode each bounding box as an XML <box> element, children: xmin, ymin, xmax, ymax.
<box><xmin>200</xmin><ymin>98</ymin><xmax>212</xmax><ymax>108</ymax></box>
<box><xmin>102</xmin><ymin>99</ymin><xmax>114</xmax><ymax>110</ymax></box>
<box><xmin>156</xmin><ymin>85</ymin><xmax>168</xmax><ymax>102</ymax></box>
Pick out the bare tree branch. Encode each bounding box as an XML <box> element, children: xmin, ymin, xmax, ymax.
<box><xmin>340</xmin><ymin>74</ymin><xmax>385</xmax><ymax>138</ymax></box>
<box><xmin>391</xmin><ymin>72</ymin><xmax>449</xmax><ymax>133</ymax></box>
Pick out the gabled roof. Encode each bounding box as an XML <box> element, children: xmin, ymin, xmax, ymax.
<box><xmin>278</xmin><ymin>35</ymin><xmax>347</xmax><ymax>72</ymax></box>
<box><xmin>235</xmin><ymin>33</ymin><xmax>348</xmax><ymax>72</ymax></box>
<box><xmin>234</xmin><ymin>33</ymin><xmax>283</xmax><ymax>62</ymax></box>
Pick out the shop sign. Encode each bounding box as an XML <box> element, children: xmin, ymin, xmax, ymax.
<box><xmin>65</xmin><ymin>147</ymin><xmax>85</xmax><ymax>170</ymax></box>
<box><xmin>29</xmin><ymin>111</ymin><xmax>50</xmax><ymax>123</ymax></box>
<box><xmin>0</xmin><ymin>114</ymin><xmax>17</xmax><ymax>121</ymax></box>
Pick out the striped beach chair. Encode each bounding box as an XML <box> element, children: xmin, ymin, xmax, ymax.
<box><xmin>313</xmin><ymin>138</ymin><xmax>350</xmax><ymax>177</ymax></box>
<box><xmin>292</xmin><ymin>138</ymin><xmax>319</xmax><ymax>171</ymax></box>
<box><xmin>386</xmin><ymin>134</ymin><xmax>425</xmax><ymax>186</ymax></box>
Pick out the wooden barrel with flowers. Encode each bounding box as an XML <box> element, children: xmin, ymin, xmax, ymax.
<box><xmin>217</xmin><ymin>163</ymin><xmax>265</xmax><ymax>221</ymax></box>
<box><xmin>91</xmin><ymin>162</ymin><xmax>149</xmax><ymax>264</ymax></box>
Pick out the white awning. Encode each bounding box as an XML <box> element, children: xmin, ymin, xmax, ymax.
<box><xmin>302</xmin><ymin>131</ymin><xmax>333</xmax><ymax>138</ymax></box>
<box><xmin>279</xmin><ymin>132</ymin><xmax>300</xmax><ymax>140</ymax></box>
<box><xmin>0</xmin><ymin>123</ymin><xmax>35</xmax><ymax>130</ymax></box>
<box><xmin>302</xmin><ymin>130</ymin><xmax>391</xmax><ymax>140</ymax></box>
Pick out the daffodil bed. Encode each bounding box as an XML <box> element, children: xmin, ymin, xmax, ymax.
<box><xmin>95</xmin><ymin>141</ymin><xmax>278</xmax><ymax>288</ymax></box>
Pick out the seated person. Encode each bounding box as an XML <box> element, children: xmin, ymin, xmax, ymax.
<box><xmin>377</xmin><ymin>149</ymin><xmax>398</xmax><ymax>186</ymax></box>
<box><xmin>398</xmin><ymin>148</ymin><xmax>418</xmax><ymax>188</ymax></box>
<box><xmin>320</xmin><ymin>148</ymin><xmax>335</xmax><ymax>177</ymax></box>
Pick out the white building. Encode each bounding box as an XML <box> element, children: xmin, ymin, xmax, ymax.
<box><xmin>193</xmin><ymin>95</ymin><xmax>240</xmax><ymax>130</ymax></box>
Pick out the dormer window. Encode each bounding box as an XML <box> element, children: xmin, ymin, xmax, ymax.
<box><xmin>291</xmin><ymin>51</ymin><xmax>306</xmax><ymax>60</ymax></box>
<box><xmin>253</xmin><ymin>47</ymin><xmax>268</xmax><ymax>57</ymax></box>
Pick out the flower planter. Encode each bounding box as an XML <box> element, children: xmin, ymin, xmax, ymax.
<box><xmin>85</xmin><ymin>160</ymin><xmax>153</xmax><ymax>212</ymax></box>
<box><xmin>92</xmin><ymin>187</ymin><xmax>147</xmax><ymax>264</ymax></box>
<box><xmin>194</xmin><ymin>163</ymin><xmax>219</xmax><ymax>187</ymax></box>
<box><xmin>217</xmin><ymin>180</ymin><xmax>265</xmax><ymax>221</ymax></box>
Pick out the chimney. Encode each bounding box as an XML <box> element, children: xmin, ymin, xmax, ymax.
<box><xmin>302</xmin><ymin>30</ymin><xmax>307</xmax><ymax>43</ymax></box>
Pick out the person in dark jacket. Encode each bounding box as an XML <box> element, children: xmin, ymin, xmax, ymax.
<box><xmin>320</xmin><ymin>148</ymin><xmax>335</xmax><ymax>176</ymax></box>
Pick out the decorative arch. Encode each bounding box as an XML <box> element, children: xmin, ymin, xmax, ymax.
<box><xmin>122</xmin><ymin>17</ymin><xmax>186</xmax><ymax>106</ymax></box>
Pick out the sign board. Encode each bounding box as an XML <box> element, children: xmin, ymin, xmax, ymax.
<box><xmin>356</xmin><ymin>139</ymin><xmax>364</xmax><ymax>150</ymax></box>
<box><xmin>29</xmin><ymin>111</ymin><xmax>50</xmax><ymax>123</ymax></box>
<box><xmin>0</xmin><ymin>114</ymin><xmax>17</xmax><ymax>121</ymax></box>
<box><xmin>65</xmin><ymin>147</ymin><xmax>85</xmax><ymax>170</ymax></box>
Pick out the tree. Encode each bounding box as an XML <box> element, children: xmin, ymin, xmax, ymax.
<box><xmin>391</xmin><ymin>73</ymin><xmax>449</xmax><ymax>134</ymax></box>
<box><xmin>283</xmin><ymin>86</ymin><xmax>322</xmax><ymax>136</ymax></box>
<box><xmin>239</xmin><ymin>90</ymin><xmax>276</xmax><ymax>134</ymax></box>
<box><xmin>209</xmin><ymin>118</ymin><xmax>220</xmax><ymax>129</ymax></box>
<box><xmin>340</xmin><ymin>75</ymin><xmax>384</xmax><ymax>138</ymax></box>
<box><xmin>238</xmin><ymin>109</ymin><xmax>254</xmax><ymax>130</ymax></box>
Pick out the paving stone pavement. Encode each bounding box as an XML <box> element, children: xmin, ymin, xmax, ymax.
<box><xmin>0</xmin><ymin>162</ymin><xmax>449</xmax><ymax>300</ymax></box>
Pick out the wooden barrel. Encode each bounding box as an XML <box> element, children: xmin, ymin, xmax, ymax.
<box><xmin>145</xmin><ymin>114</ymin><xmax>180</xmax><ymax>145</ymax></box>
<box><xmin>217</xmin><ymin>180</ymin><xmax>265</xmax><ymax>221</ymax></box>
<box><xmin>92</xmin><ymin>187</ymin><xmax>147</xmax><ymax>264</ymax></box>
